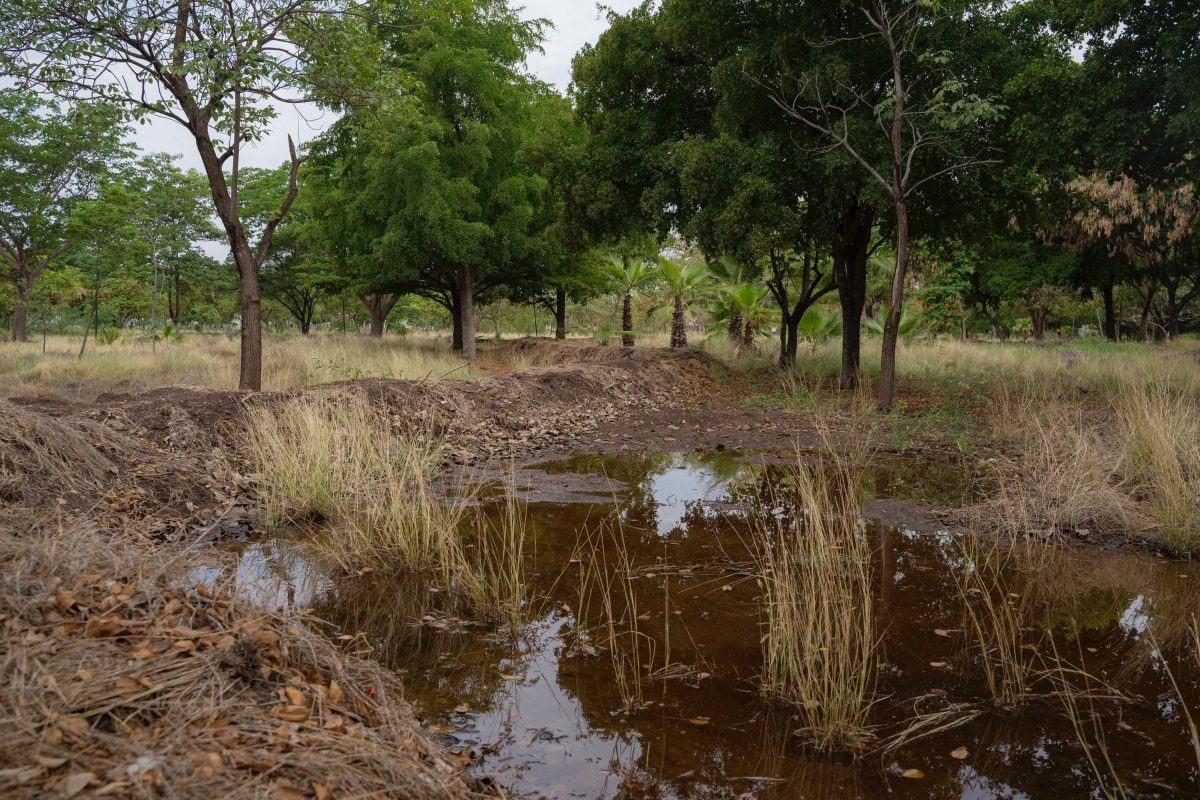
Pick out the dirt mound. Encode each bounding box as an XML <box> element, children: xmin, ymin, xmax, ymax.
<box><xmin>1</xmin><ymin>343</ymin><xmax>720</xmax><ymax>539</ymax></box>
<box><xmin>0</xmin><ymin>523</ymin><xmax>473</xmax><ymax>799</ymax></box>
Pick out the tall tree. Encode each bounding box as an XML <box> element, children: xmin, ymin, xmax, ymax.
<box><xmin>0</xmin><ymin>0</ymin><xmax>361</xmax><ymax>387</ymax></box>
<box><xmin>769</xmin><ymin>0</ymin><xmax>1003</xmax><ymax>410</ymax></box>
<box><xmin>0</xmin><ymin>92</ymin><xmax>125</xmax><ymax>341</ymax></box>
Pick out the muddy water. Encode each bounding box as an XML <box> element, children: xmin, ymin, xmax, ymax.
<box><xmin>212</xmin><ymin>451</ymin><xmax>1200</xmax><ymax>799</ymax></box>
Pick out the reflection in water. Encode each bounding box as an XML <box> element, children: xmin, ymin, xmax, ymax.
<box><xmin>207</xmin><ymin>451</ymin><xmax>1200</xmax><ymax>799</ymax></box>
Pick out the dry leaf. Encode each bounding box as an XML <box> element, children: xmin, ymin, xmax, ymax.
<box><xmin>934</xmin><ymin>629</ymin><xmax>950</xmax><ymax>637</ymax></box>
<box><xmin>284</xmin><ymin>686</ymin><xmax>305</xmax><ymax>706</ymax></box>
<box><xmin>275</xmin><ymin>705</ymin><xmax>309</xmax><ymax>723</ymax></box>
<box><xmin>929</xmin><ymin>661</ymin><xmax>948</xmax><ymax>668</ymax></box>
<box><xmin>950</xmin><ymin>747</ymin><xmax>969</xmax><ymax>760</ymax></box>
<box><xmin>687</xmin><ymin>718</ymin><xmax>710</xmax><ymax>727</ymax></box>
<box><xmin>36</xmin><ymin>756</ymin><xmax>68</xmax><ymax>769</ymax></box>
<box><xmin>77</xmin><ymin>669</ymin><xmax>93</xmax><ymax>681</ymax></box>
<box><xmin>60</xmin><ymin>772</ymin><xmax>96</xmax><ymax>798</ymax></box>
<box><xmin>55</xmin><ymin>587</ymin><xmax>77</xmax><ymax>611</ymax></box>
<box><xmin>453</xmin><ymin>704</ymin><xmax>469</xmax><ymax>714</ymax></box>
<box><xmin>328</xmin><ymin>680</ymin><xmax>343</xmax><ymax>705</ymax></box>
<box><xmin>901</xmin><ymin>768</ymin><xmax>925</xmax><ymax>780</ymax></box>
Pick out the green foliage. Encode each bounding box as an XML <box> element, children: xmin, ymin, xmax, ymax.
<box><xmin>96</xmin><ymin>326</ymin><xmax>121</xmax><ymax>346</ymax></box>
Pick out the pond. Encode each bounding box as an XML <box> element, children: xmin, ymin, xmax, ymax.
<box><xmin>198</xmin><ymin>450</ymin><xmax>1200</xmax><ymax>799</ymax></box>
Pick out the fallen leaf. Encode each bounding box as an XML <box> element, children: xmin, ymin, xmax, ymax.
<box><xmin>720</xmin><ymin>585</ymin><xmax>732</xmax><ymax>592</ymax></box>
<box><xmin>36</xmin><ymin>756</ymin><xmax>68</xmax><ymax>769</ymax></box>
<box><xmin>687</xmin><ymin>718</ymin><xmax>710</xmax><ymax>727</ymax></box>
<box><xmin>55</xmin><ymin>587</ymin><xmax>77</xmax><ymax>611</ymax></box>
<box><xmin>328</xmin><ymin>680</ymin><xmax>343</xmax><ymax>704</ymax></box>
<box><xmin>275</xmin><ymin>705</ymin><xmax>309</xmax><ymax>723</ymax></box>
<box><xmin>950</xmin><ymin>747</ymin><xmax>969</xmax><ymax>760</ymax></box>
<box><xmin>60</xmin><ymin>772</ymin><xmax>96</xmax><ymax>798</ymax></box>
<box><xmin>934</xmin><ymin>629</ymin><xmax>950</xmax><ymax>637</ymax></box>
<box><xmin>636</xmin><ymin>614</ymin><xmax>651</xmax><ymax>621</ymax></box>
<box><xmin>453</xmin><ymin>704</ymin><xmax>469</xmax><ymax>714</ymax></box>
<box><xmin>500</xmin><ymin>673</ymin><xmax>522</xmax><ymax>681</ymax></box>
<box><xmin>929</xmin><ymin>661</ymin><xmax>948</xmax><ymax>668</ymax></box>
<box><xmin>77</xmin><ymin>669</ymin><xmax>93</xmax><ymax>681</ymax></box>
<box><xmin>284</xmin><ymin>686</ymin><xmax>305</xmax><ymax>706</ymax></box>
<box><xmin>901</xmin><ymin>768</ymin><xmax>925</xmax><ymax>780</ymax></box>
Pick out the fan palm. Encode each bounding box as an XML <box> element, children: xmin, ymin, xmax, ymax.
<box><xmin>658</xmin><ymin>257</ymin><xmax>707</xmax><ymax>347</ymax></box>
<box><xmin>863</xmin><ymin>305</ymin><xmax>922</xmax><ymax>340</ymax></box>
<box><xmin>708</xmin><ymin>282</ymin><xmax>769</xmax><ymax>357</ymax></box>
<box><xmin>605</xmin><ymin>254</ymin><xmax>655</xmax><ymax>347</ymax></box>
<box><xmin>707</xmin><ymin>255</ymin><xmax>750</xmax><ymax>342</ymax></box>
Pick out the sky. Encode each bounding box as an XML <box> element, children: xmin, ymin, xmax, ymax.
<box><xmin>131</xmin><ymin>0</ymin><xmax>642</xmax><ymax>172</ymax></box>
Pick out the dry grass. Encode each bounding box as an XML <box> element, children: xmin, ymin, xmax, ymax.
<box><xmin>459</xmin><ymin>481</ymin><xmax>530</xmax><ymax>639</ymax></box>
<box><xmin>0</xmin><ymin>521</ymin><xmax>470</xmax><ymax>799</ymax></box>
<box><xmin>570</xmin><ymin>522</ymin><xmax>654</xmax><ymax>715</ymax></box>
<box><xmin>0</xmin><ymin>333</ymin><xmax>477</xmax><ymax>400</ymax></box>
<box><xmin>245</xmin><ymin>392</ymin><xmax>529</xmax><ymax>632</ymax></box>
<box><xmin>967</xmin><ymin>413</ymin><xmax>1146</xmax><ymax>541</ymax></box>
<box><xmin>1113</xmin><ymin>386</ymin><xmax>1200</xmax><ymax>551</ymax></box>
<box><xmin>950</xmin><ymin>537</ymin><xmax>1053</xmax><ymax>707</ymax></box>
<box><xmin>747</xmin><ymin>454</ymin><xmax>876</xmax><ymax>751</ymax></box>
<box><xmin>245</xmin><ymin>393</ymin><xmax>465</xmax><ymax>578</ymax></box>
<box><xmin>0</xmin><ymin>399</ymin><xmax>123</xmax><ymax>503</ymax></box>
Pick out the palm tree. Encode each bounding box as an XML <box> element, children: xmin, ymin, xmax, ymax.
<box><xmin>658</xmin><ymin>257</ymin><xmax>706</xmax><ymax>347</ymax></box>
<box><xmin>605</xmin><ymin>254</ymin><xmax>655</xmax><ymax>348</ymax></box>
<box><xmin>708</xmin><ymin>282</ymin><xmax>769</xmax><ymax>357</ymax></box>
<box><xmin>707</xmin><ymin>255</ymin><xmax>749</xmax><ymax>342</ymax></box>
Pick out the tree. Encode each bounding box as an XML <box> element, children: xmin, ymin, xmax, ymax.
<box><xmin>769</xmin><ymin>0</ymin><xmax>1003</xmax><ymax>410</ymax></box>
<box><xmin>657</xmin><ymin>257</ymin><xmax>705</xmax><ymax>348</ymax></box>
<box><xmin>1063</xmin><ymin>174</ymin><xmax>1197</xmax><ymax>339</ymax></box>
<box><xmin>0</xmin><ymin>0</ymin><xmax>363</xmax><ymax>387</ymax></box>
<box><xmin>135</xmin><ymin>154</ymin><xmax>220</xmax><ymax>334</ymax></box>
<box><xmin>66</xmin><ymin>181</ymin><xmax>150</xmax><ymax>357</ymax></box>
<box><xmin>604</xmin><ymin>254</ymin><xmax>654</xmax><ymax>348</ymax></box>
<box><xmin>0</xmin><ymin>92</ymin><xmax>126</xmax><ymax>341</ymax></box>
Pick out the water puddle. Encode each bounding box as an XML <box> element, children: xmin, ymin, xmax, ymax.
<box><xmin>202</xmin><ymin>451</ymin><xmax>1200</xmax><ymax>798</ymax></box>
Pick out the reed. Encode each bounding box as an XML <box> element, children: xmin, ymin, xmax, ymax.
<box><xmin>459</xmin><ymin>480</ymin><xmax>530</xmax><ymax>639</ymax></box>
<box><xmin>748</xmin><ymin>454</ymin><xmax>875</xmax><ymax>750</ymax></box>
<box><xmin>950</xmin><ymin>536</ymin><xmax>1045</xmax><ymax>707</ymax></box>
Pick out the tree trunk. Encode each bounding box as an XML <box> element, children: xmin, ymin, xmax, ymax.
<box><xmin>670</xmin><ymin>293</ymin><xmax>686</xmax><ymax>347</ymax></box>
<box><xmin>364</xmin><ymin>293</ymin><xmax>396</xmax><ymax>337</ymax></box>
<box><xmin>11</xmin><ymin>280</ymin><xmax>28</xmax><ymax>342</ymax></box>
<box><xmin>878</xmin><ymin>200</ymin><xmax>908</xmax><ymax>412</ymax></box>
<box><xmin>1101</xmin><ymin>281</ymin><xmax>1117</xmax><ymax>341</ymax></box>
<box><xmin>79</xmin><ymin>273</ymin><xmax>102</xmax><ymax>360</ymax></box>
<box><xmin>450</xmin><ymin>286</ymin><xmax>464</xmax><ymax>351</ymax></box>
<box><xmin>784</xmin><ymin>313</ymin><xmax>801</xmax><ymax>365</ymax></box>
<box><xmin>459</xmin><ymin>264</ymin><xmax>476</xmax><ymax>361</ymax></box>
<box><xmin>621</xmin><ymin>292</ymin><xmax>634</xmax><ymax>348</ymax></box>
<box><xmin>832</xmin><ymin>198</ymin><xmax>873</xmax><ymax>390</ymax></box>
<box><xmin>1137</xmin><ymin>284</ymin><xmax>1156</xmax><ymax>342</ymax></box>
<box><xmin>1031</xmin><ymin>307</ymin><xmax>1047</xmax><ymax>341</ymax></box>
<box><xmin>739</xmin><ymin>318</ymin><xmax>756</xmax><ymax>356</ymax></box>
<box><xmin>555</xmin><ymin>285</ymin><xmax>567</xmax><ymax>340</ymax></box>
<box><xmin>1164</xmin><ymin>281</ymin><xmax>1183</xmax><ymax>340</ymax></box>
<box><xmin>727</xmin><ymin>309</ymin><xmax>742</xmax><ymax>343</ymax></box>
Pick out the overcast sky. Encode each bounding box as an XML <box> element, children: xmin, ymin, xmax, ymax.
<box><xmin>132</xmin><ymin>1</ymin><xmax>642</xmax><ymax>172</ymax></box>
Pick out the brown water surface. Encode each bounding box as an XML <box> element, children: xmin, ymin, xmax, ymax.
<box><xmin>200</xmin><ymin>451</ymin><xmax>1200</xmax><ymax>799</ymax></box>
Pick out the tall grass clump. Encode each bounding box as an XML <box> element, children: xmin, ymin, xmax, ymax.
<box><xmin>973</xmin><ymin>413</ymin><xmax>1144</xmax><ymax>540</ymax></box>
<box><xmin>1113</xmin><ymin>384</ymin><xmax>1200</xmax><ymax>552</ymax></box>
<box><xmin>748</xmin><ymin>455</ymin><xmax>875</xmax><ymax>750</ymax></box>
<box><xmin>951</xmin><ymin>537</ymin><xmax>1052</xmax><ymax>707</ymax></box>
<box><xmin>245</xmin><ymin>393</ymin><xmax>465</xmax><ymax>578</ymax></box>
<box><xmin>459</xmin><ymin>481</ymin><xmax>529</xmax><ymax>638</ymax></box>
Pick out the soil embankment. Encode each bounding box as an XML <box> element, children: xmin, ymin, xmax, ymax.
<box><xmin>2</xmin><ymin>341</ymin><xmax>809</xmax><ymax>541</ymax></box>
